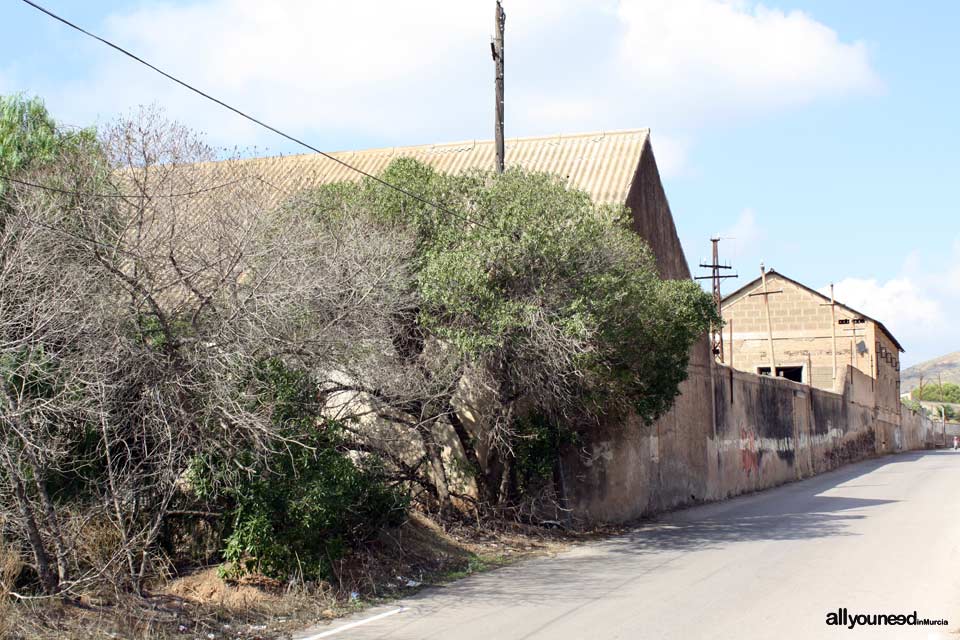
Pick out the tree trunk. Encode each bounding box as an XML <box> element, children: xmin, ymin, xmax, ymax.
<box><xmin>23</xmin><ymin>449</ymin><xmax>70</xmax><ymax>587</ymax></box>
<box><xmin>2</xmin><ymin>453</ymin><xmax>58</xmax><ymax>594</ymax></box>
<box><xmin>0</xmin><ymin>387</ymin><xmax>60</xmax><ymax>593</ymax></box>
<box><xmin>418</xmin><ymin>425</ymin><xmax>451</xmax><ymax>511</ymax></box>
<box><xmin>446</xmin><ymin>404</ymin><xmax>500</xmax><ymax>505</ymax></box>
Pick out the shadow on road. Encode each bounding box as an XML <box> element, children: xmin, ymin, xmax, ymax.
<box><xmin>399</xmin><ymin>452</ymin><xmax>939</xmax><ymax>610</ymax></box>
<box><xmin>601</xmin><ymin>451</ymin><xmax>928</xmax><ymax>553</ymax></box>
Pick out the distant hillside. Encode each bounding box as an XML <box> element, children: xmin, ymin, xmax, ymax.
<box><xmin>901</xmin><ymin>351</ymin><xmax>960</xmax><ymax>394</ymax></box>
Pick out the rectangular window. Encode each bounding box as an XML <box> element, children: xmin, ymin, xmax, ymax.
<box><xmin>757</xmin><ymin>366</ymin><xmax>805</xmax><ymax>383</ymax></box>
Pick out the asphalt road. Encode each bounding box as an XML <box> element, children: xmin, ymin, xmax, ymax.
<box><xmin>296</xmin><ymin>450</ymin><xmax>960</xmax><ymax>640</ymax></box>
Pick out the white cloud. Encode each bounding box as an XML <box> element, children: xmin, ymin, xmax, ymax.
<box><xmin>53</xmin><ymin>1</ymin><xmax>493</xmax><ymax>144</ymax></box>
<box><xmin>830</xmin><ymin>277</ymin><xmax>943</xmax><ymax>329</ymax></box>
<box><xmin>826</xmin><ymin>277</ymin><xmax>946</xmax><ymax>364</ymax></box>
<box><xmin>515</xmin><ymin>0</ymin><xmax>880</xmax><ymax>137</ymax></box>
<box><xmin>36</xmin><ymin>0</ymin><xmax>879</xmax><ymax>174</ymax></box>
<box><xmin>811</xmin><ymin>231</ymin><xmax>960</xmax><ymax>366</ymax></box>
<box><xmin>613</xmin><ymin>0</ymin><xmax>881</xmax><ymax>123</ymax></box>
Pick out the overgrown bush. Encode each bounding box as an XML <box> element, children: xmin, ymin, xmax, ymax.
<box><xmin>0</xmin><ymin>100</ymin><xmax>414</xmax><ymax>597</ymax></box>
<box><xmin>511</xmin><ymin>414</ymin><xmax>565</xmax><ymax>495</ymax></box>
<box><xmin>205</xmin><ymin>361</ymin><xmax>407</xmax><ymax>581</ymax></box>
<box><xmin>0</xmin><ymin>94</ymin><xmax>716</xmax><ymax>605</ymax></box>
<box><xmin>297</xmin><ymin>160</ymin><xmax>719</xmax><ymax>505</ymax></box>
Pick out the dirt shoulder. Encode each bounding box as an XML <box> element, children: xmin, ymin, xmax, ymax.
<box><xmin>2</xmin><ymin>513</ymin><xmax>621</xmax><ymax>640</ymax></box>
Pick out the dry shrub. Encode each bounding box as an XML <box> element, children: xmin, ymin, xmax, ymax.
<box><xmin>163</xmin><ymin>516</ymin><xmax>223</xmax><ymax>570</ymax></box>
<box><xmin>73</xmin><ymin>515</ymin><xmax>121</xmax><ymax>569</ymax></box>
<box><xmin>164</xmin><ymin>567</ymin><xmax>282</xmax><ymax>610</ymax></box>
<box><xmin>0</xmin><ymin>533</ymin><xmax>24</xmax><ymax>637</ymax></box>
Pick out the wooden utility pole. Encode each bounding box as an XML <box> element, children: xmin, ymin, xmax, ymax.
<box><xmin>695</xmin><ymin>237</ymin><xmax>737</xmax><ymax>363</ymax></box>
<box><xmin>839</xmin><ymin>317</ymin><xmax>866</xmax><ymax>369</ymax></box>
<box><xmin>943</xmin><ymin>406</ymin><xmax>948</xmax><ymax>446</ymax></box>
<box><xmin>492</xmin><ymin>1</ymin><xmax>506</xmax><ymax>174</ymax></box>
<box><xmin>728</xmin><ymin>319</ymin><xmax>734</xmax><ymax>369</ymax></box>
<box><xmin>748</xmin><ymin>262</ymin><xmax>782</xmax><ymax>376</ymax></box>
<box><xmin>820</xmin><ymin>284</ymin><xmax>839</xmax><ymax>385</ymax></box>
<box><xmin>938</xmin><ymin>373</ymin><xmax>947</xmax><ymax>442</ymax></box>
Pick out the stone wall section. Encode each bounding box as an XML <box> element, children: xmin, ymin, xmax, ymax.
<box><xmin>565</xmin><ymin>363</ymin><xmax>933</xmax><ymax>523</ymax></box>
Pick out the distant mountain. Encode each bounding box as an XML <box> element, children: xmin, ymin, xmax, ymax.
<box><xmin>901</xmin><ymin>351</ymin><xmax>960</xmax><ymax>394</ymax></box>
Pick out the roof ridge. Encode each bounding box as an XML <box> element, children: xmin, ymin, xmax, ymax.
<box><xmin>245</xmin><ymin>129</ymin><xmax>651</xmax><ymax>163</ymax></box>
<box><xmin>162</xmin><ymin>127</ymin><xmax>651</xmax><ymax>208</ymax></box>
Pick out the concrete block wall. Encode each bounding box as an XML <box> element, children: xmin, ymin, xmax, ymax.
<box><xmin>725</xmin><ymin>273</ymin><xmax>835</xmax><ymax>334</ymax></box>
<box><xmin>566</xmin><ymin>362</ymin><xmax>933</xmax><ymax>523</ymax></box>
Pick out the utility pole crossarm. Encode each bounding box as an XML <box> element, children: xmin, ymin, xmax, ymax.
<box><xmin>695</xmin><ymin>237</ymin><xmax>737</xmax><ymax>363</ymax></box>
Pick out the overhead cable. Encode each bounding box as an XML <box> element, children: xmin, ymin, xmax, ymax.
<box><xmin>18</xmin><ymin>0</ymin><xmax>491</xmax><ymax>230</ymax></box>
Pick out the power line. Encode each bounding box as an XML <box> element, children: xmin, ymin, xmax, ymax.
<box><xmin>6</xmin><ymin>172</ymin><xmax>350</xmax><ymax>226</ymax></box>
<box><xmin>18</xmin><ymin>0</ymin><xmax>491</xmax><ymax>231</ymax></box>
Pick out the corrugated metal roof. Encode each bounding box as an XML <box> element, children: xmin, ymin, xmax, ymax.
<box><xmin>232</xmin><ymin>129</ymin><xmax>649</xmax><ymax>206</ymax></box>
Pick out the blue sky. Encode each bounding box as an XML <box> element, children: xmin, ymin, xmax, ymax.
<box><xmin>1</xmin><ymin>0</ymin><xmax>957</xmax><ymax>366</ymax></box>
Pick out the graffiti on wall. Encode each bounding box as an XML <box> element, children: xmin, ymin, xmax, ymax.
<box><xmin>740</xmin><ymin>426</ymin><xmax>759</xmax><ymax>476</ymax></box>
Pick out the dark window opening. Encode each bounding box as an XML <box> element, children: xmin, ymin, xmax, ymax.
<box><xmin>757</xmin><ymin>366</ymin><xmax>804</xmax><ymax>383</ymax></box>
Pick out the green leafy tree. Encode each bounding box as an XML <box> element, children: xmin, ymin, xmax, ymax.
<box><xmin>0</xmin><ymin>94</ymin><xmax>97</xmax><ymax>200</ymax></box>
<box><xmin>912</xmin><ymin>382</ymin><xmax>960</xmax><ymax>404</ymax></box>
<box><xmin>0</xmin><ymin>94</ymin><xmax>59</xmax><ymax>196</ymax></box>
<box><xmin>297</xmin><ymin>160</ymin><xmax>719</xmax><ymax>505</ymax></box>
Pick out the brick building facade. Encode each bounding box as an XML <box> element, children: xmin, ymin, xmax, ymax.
<box><xmin>721</xmin><ymin>269</ymin><xmax>904</xmax><ymax>423</ymax></box>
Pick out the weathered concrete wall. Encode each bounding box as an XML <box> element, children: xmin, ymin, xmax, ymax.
<box><xmin>901</xmin><ymin>408</ymin><xmax>931</xmax><ymax>450</ymax></box>
<box><xmin>705</xmin><ymin>365</ymin><xmax>879</xmax><ymax>502</ymax></box>
<box><xmin>565</xmin><ymin>363</ymin><xmax>933</xmax><ymax>523</ymax></box>
<box><xmin>564</xmin><ymin>358</ymin><xmax>714</xmax><ymax>522</ymax></box>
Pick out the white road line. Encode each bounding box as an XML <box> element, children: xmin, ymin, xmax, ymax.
<box><xmin>301</xmin><ymin>607</ymin><xmax>409</xmax><ymax>639</ymax></box>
